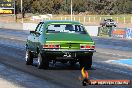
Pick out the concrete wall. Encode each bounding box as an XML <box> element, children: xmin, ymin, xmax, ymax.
<box><xmin>23</xmin><ymin>23</ymin><xmax>37</xmax><ymax>31</ymax></box>
<box><xmin>23</xmin><ymin>23</ymin><xmax>99</xmax><ymax>36</ymax></box>
<box><xmin>85</xmin><ymin>26</ymin><xmax>99</xmax><ymax>36</ymax></box>
<box><xmin>0</xmin><ymin>22</ymin><xmax>99</xmax><ymax>36</ymax></box>
<box><xmin>0</xmin><ymin>22</ymin><xmax>23</xmax><ymax>30</ymax></box>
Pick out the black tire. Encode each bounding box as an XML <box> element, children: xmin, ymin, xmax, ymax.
<box><xmin>61</xmin><ymin>60</ymin><xmax>68</xmax><ymax>64</ymax></box>
<box><xmin>25</xmin><ymin>50</ymin><xmax>33</xmax><ymax>65</ymax></box>
<box><xmin>38</xmin><ymin>53</ymin><xmax>49</xmax><ymax>69</ymax></box>
<box><xmin>79</xmin><ymin>54</ymin><xmax>92</xmax><ymax>70</ymax></box>
<box><xmin>69</xmin><ymin>60</ymin><xmax>77</xmax><ymax>66</ymax></box>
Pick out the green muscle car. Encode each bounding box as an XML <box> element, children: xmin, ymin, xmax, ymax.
<box><xmin>25</xmin><ymin>20</ymin><xmax>96</xmax><ymax>69</ymax></box>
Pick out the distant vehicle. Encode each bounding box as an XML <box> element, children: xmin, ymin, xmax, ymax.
<box><xmin>100</xmin><ymin>19</ymin><xmax>117</xmax><ymax>27</ymax></box>
<box><xmin>25</xmin><ymin>20</ymin><xmax>96</xmax><ymax>69</ymax></box>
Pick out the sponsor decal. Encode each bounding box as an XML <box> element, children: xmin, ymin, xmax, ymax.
<box><xmin>0</xmin><ymin>0</ymin><xmax>14</xmax><ymax>8</ymax></box>
<box><xmin>125</xmin><ymin>28</ymin><xmax>132</xmax><ymax>39</ymax></box>
<box><xmin>0</xmin><ymin>0</ymin><xmax>14</xmax><ymax>14</ymax></box>
<box><xmin>112</xmin><ymin>28</ymin><xmax>126</xmax><ymax>38</ymax></box>
<box><xmin>0</xmin><ymin>9</ymin><xmax>13</xmax><ymax>14</ymax></box>
<box><xmin>80</xmin><ymin>67</ymin><xmax>131</xmax><ymax>86</ymax></box>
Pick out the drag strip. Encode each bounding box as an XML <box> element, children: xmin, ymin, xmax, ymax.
<box><xmin>0</xmin><ymin>37</ymin><xmax>131</xmax><ymax>88</ymax></box>
<box><xmin>0</xmin><ymin>29</ymin><xmax>131</xmax><ymax>88</ymax></box>
<box><xmin>0</xmin><ymin>63</ymin><xmax>62</xmax><ymax>88</ymax></box>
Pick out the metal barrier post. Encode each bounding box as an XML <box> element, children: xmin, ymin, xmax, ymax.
<box><xmin>100</xmin><ymin>17</ymin><xmax>102</xmax><ymax>21</ymax></box>
<box><xmin>116</xmin><ymin>17</ymin><xmax>118</xmax><ymax>23</ymax></box>
<box><xmin>88</xmin><ymin>17</ymin><xmax>91</xmax><ymax>23</ymax></box>
<box><xmin>131</xmin><ymin>17</ymin><xmax>132</xmax><ymax>24</ymax></box>
<box><xmin>61</xmin><ymin>17</ymin><xmax>63</xmax><ymax>20</ymax></box>
<box><xmin>79</xmin><ymin>17</ymin><xmax>80</xmax><ymax>22</ymax></box>
<box><xmin>74</xmin><ymin>17</ymin><xmax>75</xmax><ymax>21</ymax></box>
<box><xmin>93</xmin><ymin>17</ymin><xmax>95</xmax><ymax>23</ymax></box>
<box><xmin>84</xmin><ymin>16</ymin><xmax>85</xmax><ymax>23</ymax></box>
<box><xmin>124</xmin><ymin>17</ymin><xmax>126</xmax><ymax>24</ymax></box>
<box><xmin>65</xmin><ymin>17</ymin><xmax>67</xmax><ymax>20</ymax></box>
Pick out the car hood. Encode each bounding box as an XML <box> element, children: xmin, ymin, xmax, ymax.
<box><xmin>45</xmin><ymin>33</ymin><xmax>93</xmax><ymax>43</ymax></box>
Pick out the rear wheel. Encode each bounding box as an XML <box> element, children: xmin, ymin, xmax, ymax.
<box><xmin>69</xmin><ymin>60</ymin><xmax>77</xmax><ymax>66</ymax></box>
<box><xmin>79</xmin><ymin>54</ymin><xmax>92</xmax><ymax>69</ymax></box>
<box><xmin>38</xmin><ymin>53</ymin><xmax>49</xmax><ymax>69</ymax></box>
<box><xmin>60</xmin><ymin>60</ymin><xmax>68</xmax><ymax>64</ymax></box>
<box><xmin>25</xmin><ymin>50</ymin><xmax>33</xmax><ymax>65</ymax></box>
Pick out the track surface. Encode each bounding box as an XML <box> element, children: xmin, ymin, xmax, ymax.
<box><xmin>0</xmin><ymin>29</ymin><xmax>131</xmax><ymax>88</ymax></box>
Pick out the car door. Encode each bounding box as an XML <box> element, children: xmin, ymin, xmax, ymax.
<box><xmin>34</xmin><ymin>22</ymin><xmax>43</xmax><ymax>53</ymax></box>
<box><xmin>27</xmin><ymin>31</ymin><xmax>35</xmax><ymax>51</ymax></box>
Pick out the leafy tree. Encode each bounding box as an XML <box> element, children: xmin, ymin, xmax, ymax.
<box><xmin>15</xmin><ymin>0</ymin><xmax>132</xmax><ymax>15</ymax></box>
<box><xmin>113</xmin><ymin>0</ymin><xmax>132</xmax><ymax>14</ymax></box>
<box><xmin>16</xmin><ymin>0</ymin><xmax>33</xmax><ymax>17</ymax></box>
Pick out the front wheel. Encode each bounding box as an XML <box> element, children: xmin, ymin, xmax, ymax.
<box><xmin>37</xmin><ymin>53</ymin><xmax>49</xmax><ymax>69</ymax></box>
<box><xmin>25</xmin><ymin>50</ymin><xmax>33</xmax><ymax>65</ymax></box>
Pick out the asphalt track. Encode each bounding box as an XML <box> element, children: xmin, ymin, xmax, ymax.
<box><xmin>0</xmin><ymin>28</ymin><xmax>132</xmax><ymax>88</ymax></box>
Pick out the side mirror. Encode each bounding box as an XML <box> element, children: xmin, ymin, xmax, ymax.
<box><xmin>35</xmin><ymin>32</ymin><xmax>41</xmax><ymax>36</ymax></box>
<box><xmin>30</xmin><ymin>31</ymin><xmax>35</xmax><ymax>34</ymax></box>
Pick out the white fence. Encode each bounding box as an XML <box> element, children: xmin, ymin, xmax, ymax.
<box><xmin>30</xmin><ymin>15</ymin><xmax>132</xmax><ymax>24</ymax></box>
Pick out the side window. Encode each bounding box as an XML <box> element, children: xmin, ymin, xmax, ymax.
<box><xmin>39</xmin><ymin>24</ymin><xmax>44</xmax><ymax>33</ymax></box>
<box><xmin>75</xmin><ymin>25</ymin><xmax>82</xmax><ymax>31</ymax></box>
<box><xmin>36</xmin><ymin>24</ymin><xmax>42</xmax><ymax>33</ymax></box>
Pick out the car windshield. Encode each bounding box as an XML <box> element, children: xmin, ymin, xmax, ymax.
<box><xmin>106</xmin><ymin>19</ymin><xmax>114</xmax><ymax>22</ymax></box>
<box><xmin>47</xmin><ymin>24</ymin><xmax>86</xmax><ymax>34</ymax></box>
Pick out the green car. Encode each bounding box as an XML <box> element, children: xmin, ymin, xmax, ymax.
<box><xmin>25</xmin><ymin>20</ymin><xmax>96</xmax><ymax>69</ymax></box>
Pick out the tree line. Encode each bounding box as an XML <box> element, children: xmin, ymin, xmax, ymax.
<box><xmin>16</xmin><ymin>0</ymin><xmax>132</xmax><ymax>17</ymax></box>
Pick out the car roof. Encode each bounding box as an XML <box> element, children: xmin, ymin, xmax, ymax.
<box><xmin>42</xmin><ymin>20</ymin><xmax>81</xmax><ymax>25</ymax></box>
<box><xmin>105</xmin><ymin>19</ymin><xmax>114</xmax><ymax>20</ymax></box>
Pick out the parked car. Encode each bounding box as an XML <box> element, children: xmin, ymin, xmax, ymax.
<box><xmin>25</xmin><ymin>20</ymin><xmax>96</xmax><ymax>69</ymax></box>
<box><xmin>100</xmin><ymin>19</ymin><xmax>117</xmax><ymax>27</ymax></box>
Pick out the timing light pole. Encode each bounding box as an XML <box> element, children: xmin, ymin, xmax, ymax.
<box><xmin>14</xmin><ymin>0</ymin><xmax>16</xmax><ymax>21</ymax></box>
<box><xmin>21</xmin><ymin>0</ymin><xmax>23</xmax><ymax>23</ymax></box>
<box><xmin>71</xmin><ymin>0</ymin><xmax>72</xmax><ymax>21</ymax></box>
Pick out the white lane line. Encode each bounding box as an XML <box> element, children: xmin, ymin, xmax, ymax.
<box><xmin>93</xmin><ymin>64</ymin><xmax>132</xmax><ymax>76</ymax></box>
<box><xmin>96</xmin><ymin>51</ymin><xmax>132</xmax><ymax>58</ymax></box>
<box><xmin>10</xmin><ymin>37</ymin><xmax>15</xmax><ymax>40</ymax></box>
<box><xmin>105</xmin><ymin>60</ymin><xmax>132</xmax><ymax>68</ymax></box>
